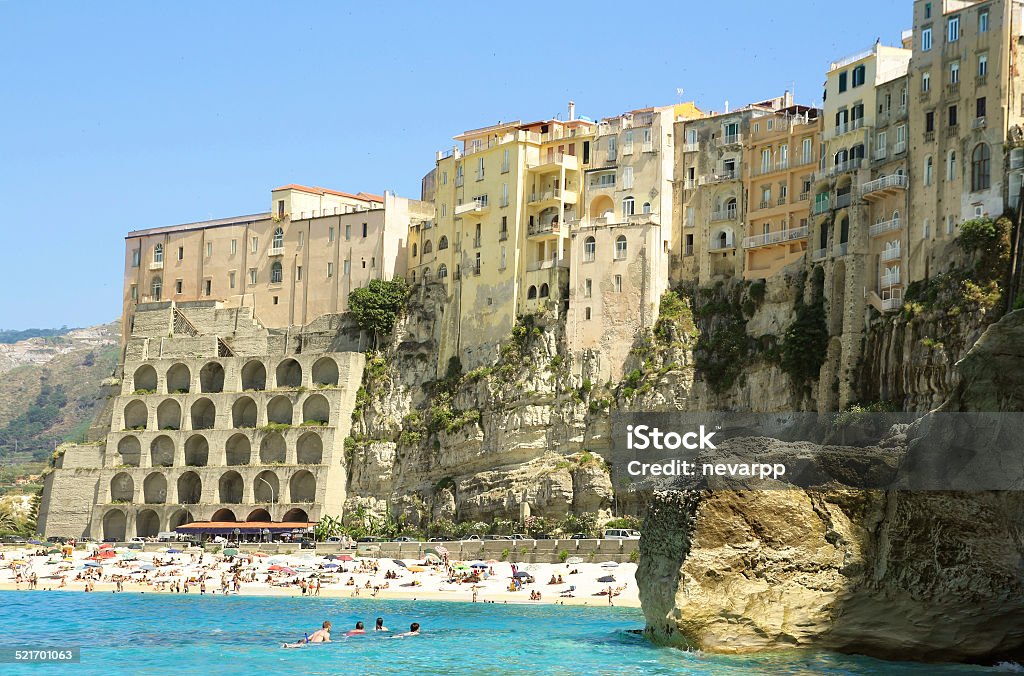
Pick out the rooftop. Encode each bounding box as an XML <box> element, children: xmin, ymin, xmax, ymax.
<box><xmin>126</xmin><ymin>212</ymin><xmax>271</xmax><ymax>239</ymax></box>
<box><xmin>273</xmin><ymin>184</ymin><xmax>385</xmax><ymax>203</ymax></box>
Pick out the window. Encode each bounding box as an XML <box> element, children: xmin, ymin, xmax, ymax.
<box><xmin>442</xmin><ymin>171</ymin><xmax>447</xmax><ymax>185</ymax></box>
<box><xmin>925</xmin><ymin>2</ymin><xmax>931</xmax><ymax>19</ymax></box>
<box><xmin>584</xmin><ymin>307</ymin><xmax>592</xmax><ymax>320</ymax></box>
<box><xmin>948</xmin><ymin>150</ymin><xmax>957</xmax><ymax>181</ymax></box>
<box><xmin>177</xmin><ymin>246</ymin><xmax>184</xmax><ymax>261</ymax></box>
<box><xmin>977</xmin><ymin>96</ymin><xmax>987</xmax><ymax>119</ymax></box>
<box><xmin>922</xmin><ymin>27</ymin><xmax>932</xmax><ymax>51</ymax></box>
<box><xmin>539</xmin><ymin>283</ymin><xmax>549</xmax><ymax>298</ymax></box>
<box><xmin>925</xmin><ymin>156</ymin><xmax>934</xmax><ymax>185</ymax></box>
<box><xmin>901</xmin><ymin>86</ymin><xmax>907</xmax><ymax>107</ymax></box>
<box><xmin>622</xmin><ymin>196</ymin><xmax>635</xmax><ymax>216</ymax></box>
<box><xmin>229</xmin><ymin>271</ymin><xmax>235</xmax><ymax>289</ymax></box>
<box><xmin>175</xmin><ymin>279</ymin><xmax>183</xmax><ymax>294</ymax></box>
<box><xmin>328</xmin><ymin>226</ymin><xmax>335</xmax><ymax>243</ymax></box>
<box><xmin>614</xmin><ymin>275</ymin><xmax>623</xmax><ymax>293</ymax></box>
<box><xmin>439</xmin><ymin>235</ymin><xmax>449</xmax><ymax>250</ymax></box>
<box><xmin>327</xmin><ymin>262</ymin><xmax>333</xmax><ymax>278</ymax></box>
<box><xmin>972</xmin><ymin>143</ymin><xmax>991</xmax><ymax>191</ymax></box>
<box><xmin>761</xmin><ymin>148</ymin><xmax>771</xmax><ymax>172</ymax></box>
<box><xmin>584</xmin><ymin>279</ymin><xmax>592</xmax><ymax>298</ymax></box>
<box><xmin>614</xmin><ymin>235</ymin><xmax>627</xmax><ymax>260</ymax></box>
<box><xmin>948</xmin><ymin>15</ymin><xmax>960</xmax><ymax>42</ymax></box>
<box><xmin>131</xmin><ymin>248</ymin><xmax>140</xmax><ymax>267</ymax></box>
<box><xmin>345</xmin><ymin>224</ymin><xmax>351</xmax><ymax>240</ymax></box>
<box><xmin>607</xmin><ymin>136</ymin><xmax>617</xmax><ymax>160</ymax></box>
<box><xmin>643</xmin><ymin>128</ymin><xmax>652</xmax><ymax>151</ymax></box>
<box><xmin>501</xmin><ymin>182</ymin><xmax>508</xmax><ymax>207</ymax></box>
<box><xmin>343</xmin><ymin>260</ymin><xmax>350</xmax><ymax>275</ymax></box>
<box><xmin>622</xmin><ymin>166</ymin><xmax>634</xmax><ymax>189</ymax></box>
<box><xmin>438</xmin><ymin>264</ymin><xmax>448</xmax><ymax>279</ymax></box>
<box><xmin>685</xmin><ymin>233</ymin><xmax>694</xmax><ymax>255</ymax></box>
<box><xmin>877</xmin><ymin>131</ymin><xmax>887</xmax><ymax>155</ymax></box>
<box><xmin>476</xmin><ymin>156</ymin><xmax>484</xmax><ymax>180</ymax></box>
<box><xmin>584</xmin><ymin>236</ymin><xmax>596</xmax><ymax>262</ymax></box>
<box><xmin>295</xmin><ymin>266</ymin><xmax>302</xmax><ymax>282</ymax></box>
<box><xmin>230</xmin><ymin>239</ymin><xmax>237</xmax><ymax>255</ymax></box>
<box><xmin>949</xmin><ymin>105</ymin><xmax>958</xmax><ymax>127</ymax></box>
<box><xmin>623</xmin><ymin>130</ymin><xmax>634</xmax><ymax>154</ymax></box>
<box><xmin>922</xmin><ymin>71</ymin><xmax>931</xmax><ymax>92</ymax></box>
<box><xmin>277</xmin><ymin>200</ymin><xmax>285</xmax><ymax>218</ymax></box>
<box><xmin>852</xmin><ymin>65</ymin><xmax>866</xmax><ymax>87</ymax></box>
<box><xmin>500</xmin><ymin>245</ymin><xmax>506</xmax><ymax>269</ymax></box>
<box><xmin>206</xmin><ymin>242</ymin><xmax>213</xmax><ymax>258</ymax></box>
<box><xmin>272</xmin><ymin>228</ymin><xmax>283</xmax><ymax>249</ymax></box>
<box><xmin>502</xmin><ymin>148</ymin><xmax>510</xmax><ymax>173</ymax></box>
<box><xmin>130</xmin><ymin>284</ymin><xmax>137</xmax><ymax>300</ymax></box>
<box><xmin>412</xmin><ymin>243</ymin><xmax>418</xmax><ymax>258</ymax></box>
<box><xmin>926</xmin><ymin>111</ymin><xmax>935</xmax><ymax>133</ymax></box>
<box><xmin>249</xmin><ymin>268</ymin><xmax>257</xmax><ymax>285</ymax></box>
<box><xmin>642</xmin><ymin>201</ymin><xmax>651</xmax><ymax>214</ymax></box>
<box><xmin>923</xmin><ymin>218</ymin><xmax>931</xmax><ymax>239</ymax></box>
<box><xmin>154</xmin><ymin>243</ymin><xmax>164</xmax><ymax>263</ymax></box>
<box><xmin>251</xmin><ymin>237</ymin><xmax>259</xmax><ymax>253</ymax></box>
<box><xmin>838</xmin><ymin>71</ymin><xmax>848</xmax><ymax>93</ymax></box>
<box><xmin>362</xmin><ymin>223</ymin><xmax>367</xmax><ymax>238</ymax></box>
<box><xmin>779</xmin><ymin>144</ymin><xmax>788</xmax><ymax>168</ymax></box>
<box><xmin>980</xmin><ymin>9</ymin><xmax>989</xmax><ymax>33</ymax></box>
<box><xmin>946</xmin><ymin>215</ymin><xmax>955</xmax><ymax>234</ymax></box>
<box><xmin>423</xmin><ymin>239</ymin><xmax>433</xmax><ymax>254</ymax></box>
<box><xmin>979</xmin><ymin>54</ymin><xmax>988</xmax><ymax>77</ymax></box>
<box><xmin>151</xmin><ymin>277</ymin><xmax>162</xmax><ymax>300</ymax></box>
<box><xmin>270</xmin><ymin>262</ymin><xmax>283</xmax><ymax>284</ymax></box>
<box><xmin>802</xmin><ymin>138</ymin><xmax>812</xmax><ymax>164</ymax></box>
<box><xmin>950</xmin><ymin>62</ymin><xmax>959</xmax><ymax>84</ymax></box>
<box><xmin>896</xmin><ymin>124</ymin><xmax>907</xmax><ymax>151</ymax></box>
<box><xmin>204</xmin><ymin>279</ymin><xmax>211</xmax><ymax>296</ymax></box>
<box><xmin>686</xmin><ymin>206</ymin><xmax>695</xmax><ymax>227</ymax></box>
<box><xmin>273</xmin><ymin>296</ymin><xmax>279</xmax><ymax>305</ymax></box>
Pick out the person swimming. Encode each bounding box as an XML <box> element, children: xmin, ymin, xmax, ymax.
<box><xmin>393</xmin><ymin>622</ymin><xmax>420</xmax><ymax>638</ymax></box>
<box><xmin>345</xmin><ymin>621</ymin><xmax>366</xmax><ymax>636</ymax></box>
<box><xmin>374</xmin><ymin>617</ymin><xmax>389</xmax><ymax>632</ymax></box>
<box><xmin>282</xmin><ymin>620</ymin><xmax>331</xmax><ymax>648</ymax></box>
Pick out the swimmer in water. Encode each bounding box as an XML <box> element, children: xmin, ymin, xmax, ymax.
<box><xmin>282</xmin><ymin>620</ymin><xmax>332</xmax><ymax>648</ymax></box>
<box><xmin>345</xmin><ymin>621</ymin><xmax>366</xmax><ymax>636</ymax></box>
<box><xmin>374</xmin><ymin>617</ymin><xmax>389</xmax><ymax>632</ymax></box>
<box><xmin>393</xmin><ymin>622</ymin><xmax>420</xmax><ymax>638</ymax></box>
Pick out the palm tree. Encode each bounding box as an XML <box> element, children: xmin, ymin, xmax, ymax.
<box><xmin>0</xmin><ymin>504</ymin><xmax>17</xmax><ymax>534</ymax></box>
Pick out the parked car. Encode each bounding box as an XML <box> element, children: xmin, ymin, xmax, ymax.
<box><xmin>325</xmin><ymin>536</ymin><xmax>344</xmax><ymax>543</ymax></box>
<box><xmin>483</xmin><ymin>535</ymin><xmax>509</xmax><ymax>541</ymax></box>
<box><xmin>299</xmin><ymin>538</ymin><xmax>316</xmax><ymax>549</ymax></box>
<box><xmin>356</xmin><ymin>536</ymin><xmax>387</xmax><ymax>543</ymax></box>
<box><xmin>570</xmin><ymin>533</ymin><xmax>590</xmax><ymax>540</ymax></box>
<box><xmin>393</xmin><ymin>536</ymin><xmax>416</xmax><ymax>542</ymax></box>
<box><xmin>509</xmin><ymin>534</ymin><xmax>529</xmax><ymax>541</ymax></box>
<box><xmin>129</xmin><ymin>536</ymin><xmax>147</xmax><ymax>543</ymax></box>
<box><xmin>46</xmin><ymin>536</ymin><xmax>65</xmax><ymax>544</ymax></box>
<box><xmin>462</xmin><ymin>535</ymin><xmax>481</xmax><ymax>541</ymax></box>
<box><xmin>603</xmin><ymin>529</ymin><xmax>641</xmax><ymax>540</ymax></box>
<box><xmin>80</xmin><ymin>537</ymin><xmax>96</xmax><ymax>544</ymax></box>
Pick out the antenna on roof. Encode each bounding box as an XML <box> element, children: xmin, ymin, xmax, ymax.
<box><xmin>676</xmin><ymin>87</ymin><xmax>685</xmax><ymax>102</ymax></box>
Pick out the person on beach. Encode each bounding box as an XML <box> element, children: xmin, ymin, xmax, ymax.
<box><xmin>374</xmin><ymin>617</ymin><xmax>389</xmax><ymax>632</ymax></box>
<box><xmin>346</xmin><ymin>621</ymin><xmax>366</xmax><ymax>636</ymax></box>
<box><xmin>282</xmin><ymin>620</ymin><xmax>332</xmax><ymax>648</ymax></box>
<box><xmin>393</xmin><ymin>623</ymin><xmax>420</xmax><ymax>638</ymax></box>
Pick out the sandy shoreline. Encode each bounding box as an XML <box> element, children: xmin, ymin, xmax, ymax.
<box><xmin>0</xmin><ymin>547</ymin><xmax>640</xmax><ymax>608</ymax></box>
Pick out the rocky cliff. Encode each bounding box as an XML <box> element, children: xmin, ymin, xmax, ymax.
<box><xmin>636</xmin><ymin>309</ymin><xmax>1024</xmax><ymax>663</ymax></box>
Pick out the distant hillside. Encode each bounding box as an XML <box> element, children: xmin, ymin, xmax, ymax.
<box><xmin>0</xmin><ymin>322</ymin><xmax>120</xmax><ymax>463</ymax></box>
<box><xmin>0</xmin><ymin>327</ymin><xmax>73</xmax><ymax>344</ymax></box>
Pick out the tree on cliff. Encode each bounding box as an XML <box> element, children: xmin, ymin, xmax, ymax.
<box><xmin>348</xmin><ymin>278</ymin><xmax>410</xmax><ymax>348</ymax></box>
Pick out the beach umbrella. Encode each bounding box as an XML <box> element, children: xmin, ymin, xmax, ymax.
<box><xmin>407</xmin><ymin>566</ymin><xmax>425</xmax><ymax>573</ymax></box>
<box><xmin>223</xmin><ymin>548</ymin><xmax>239</xmax><ymax>557</ymax></box>
<box><xmin>470</xmin><ymin>563</ymin><xmax>488</xmax><ymax>569</ymax></box>
<box><xmin>597</xmin><ymin>575</ymin><xmax>616</xmax><ymax>583</ymax></box>
<box><xmin>434</xmin><ymin>545</ymin><xmax>449</xmax><ymax>556</ymax></box>
<box><xmin>566</xmin><ymin>557</ymin><xmax>583</xmax><ymax>565</ymax></box>
<box><xmin>323</xmin><ymin>554</ymin><xmax>338</xmax><ymax>560</ymax></box>
<box><xmin>268</xmin><ymin>565</ymin><xmax>287</xmax><ymax>571</ymax></box>
<box><xmin>46</xmin><ymin>548</ymin><xmax>61</xmax><ymax>555</ymax></box>
<box><xmin>121</xmin><ymin>552</ymin><xmax>138</xmax><ymax>561</ymax></box>
<box><xmin>485</xmin><ymin>559</ymin><xmax>499</xmax><ymax>564</ymax></box>
<box><xmin>424</xmin><ymin>553</ymin><xmax>440</xmax><ymax>564</ymax></box>
<box><xmin>167</xmin><ymin>549</ymin><xmax>182</xmax><ymax>554</ymax></box>
<box><xmin>139</xmin><ymin>564</ymin><xmax>156</xmax><ymax>571</ymax></box>
<box><xmin>251</xmin><ymin>552</ymin><xmax>269</xmax><ymax>558</ymax></box>
<box><xmin>513</xmin><ymin>571</ymin><xmax>533</xmax><ymax>579</ymax></box>
<box><xmin>29</xmin><ymin>540</ymin><xmax>43</xmax><ymax>545</ymax></box>
<box><xmin>392</xmin><ymin>559</ymin><xmax>407</xmax><ymax>568</ymax></box>
<box><xmin>338</xmin><ymin>554</ymin><xmax>354</xmax><ymax>562</ymax></box>
<box><xmin>99</xmin><ymin>543</ymin><xmax>113</xmax><ymax>550</ymax></box>
<box><xmin>99</xmin><ymin>550</ymin><xmax>117</xmax><ymax>559</ymax></box>
<box><xmin>84</xmin><ymin>561</ymin><xmax>101</xmax><ymax>568</ymax></box>
<box><xmin>600</xmin><ymin>561</ymin><xmax>618</xmax><ymax>568</ymax></box>
<box><xmin>323</xmin><ymin>563</ymin><xmax>340</xmax><ymax>569</ymax></box>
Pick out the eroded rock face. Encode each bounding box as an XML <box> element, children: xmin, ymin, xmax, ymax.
<box><xmin>638</xmin><ymin>310</ymin><xmax>1024</xmax><ymax>662</ymax></box>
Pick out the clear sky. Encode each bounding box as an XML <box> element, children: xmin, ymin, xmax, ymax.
<box><xmin>0</xmin><ymin>0</ymin><xmax>911</xmax><ymax>330</ymax></box>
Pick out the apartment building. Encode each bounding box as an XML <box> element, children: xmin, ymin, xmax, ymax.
<box><xmin>742</xmin><ymin>107</ymin><xmax>822</xmax><ymax>280</ymax></box>
<box><xmin>123</xmin><ymin>185</ymin><xmax>431</xmax><ymax>339</ymax></box>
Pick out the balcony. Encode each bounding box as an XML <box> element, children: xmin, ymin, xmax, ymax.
<box><xmin>924</xmin><ymin>130</ymin><xmax>935</xmax><ymax>142</ymax></box>
<box><xmin>835</xmin><ymin>192</ymin><xmax>852</xmax><ymax>209</ymax></box>
<box><xmin>149</xmin><ymin>261</ymin><xmax>164</xmax><ymax>271</ymax></box>
<box><xmin>881</xmin><ymin>270</ymin><xmax>902</xmax><ymax>287</ymax></box>
<box><xmin>454</xmin><ymin>196</ymin><xmax>489</xmax><ymax>217</ymax></box>
<box><xmin>683</xmin><ymin>178</ymin><xmax>696</xmax><ymax>190</ymax></box>
<box><xmin>711</xmin><ymin>205</ymin><xmax>738</xmax><ymax>221</ymax></box>
<box><xmin>758</xmin><ymin>200</ymin><xmax>771</xmax><ymax>210</ymax></box>
<box><xmin>708</xmin><ymin>235</ymin><xmax>736</xmax><ymax>251</ymax></box>
<box><xmin>699</xmin><ymin>169</ymin><xmax>738</xmax><ymax>185</ymax></box>
<box><xmin>869</xmin><ymin>217</ymin><xmax>902</xmax><ymax>237</ymax></box>
<box><xmin>812</xmin><ymin>197</ymin><xmax>831</xmax><ymax>215</ymax></box>
<box><xmin>777</xmin><ymin>196</ymin><xmax>787</xmax><ymax>206</ymax></box>
<box><xmin>742</xmin><ymin>225</ymin><xmax>809</xmax><ymax>249</ymax></box>
<box><xmin>454</xmin><ymin>175</ymin><xmax>464</xmax><ymax>187</ymax></box>
<box><xmin>719</xmin><ymin>133</ymin><xmax>743</xmax><ymax>146</ymax></box>
<box><xmin>875</xmin><ymin>146</ymin><xmax>888</xmax><ymax>161</ymax></box>
<box><xmin>861</xmin><ymin>174</ymin><xmax>909</xmax><ymax>200</ymax></box>
<box><xmin>828</xmin><ymin>157</ymin><xmax>864</xmax><ymax>176</ymax></box>
<box><xmin>527</xmin><ymin>218</ymin><xmax>561</xmax><ymax>238</ymax></box>
<box><xmin>527</xmin><ymin>188</ymin><xmax>577</xmax><ymax>206</ymax></box>
<box><xmin>269</xmin><ymin>246</ymin><xmax>284</xmax><ymax>256</ymax></box>
<box><xmin>894</xmin><ymin>140</ymin><xmax>907</xmax><ymax>155</ymax></box>
<box><xmin>834</xmin><ymin>241</ymin><xmax>849</xmax><ymax>257</ymax></box>
<box><xmin>972</xmin><ymin>117</ymin><xmax>987</xmax><ymax>130</ymax></box>
<box><xmin>880</xmin><ymin>246</ymin><xmax>901</xmax><ymax>262</ymax></box>
<box><xmin>642</xmin><ymin>141</ymin><xmax>655</xmax><ymax>153</ymax></box>
<box><xmin>529</xmin><ymin>153</ymin><xmax>580</xmax><ymax>173</ymax></box>
<box><xmin>798</xmin><ymin>191</ymin><xmax>810</xmax><ymax>201</ymax></box>
<box><xmin>499</xmin><ymin>229</ymin><xmax>508</xmax><ymax>241</ymax></box>
<box><xmin>945</xmin><ymin>125</ymin><xmax>960</xmax><ymax>139</ymax></box>
<box><xmin>751</xmin><ymin>161</ymin><xmax>790</xmax><ymax>177</ymax></box>
<box><xmin>812</xmin><ymin>248</ymin><xmax>827</xmax><ymax>261</ymax></box>
<box><xmin>882</xmin><ymin>289</ymin><xmax>903</xmax><ymax>311</ymax></box>
<box><xmin>589</xmin><ymin>176</ymin><xmax>616</xmax><ymax>190</ymax></box>
<box><xmin>683</xmin><ymin>142</ymin><xmax>700</xmax><ymax>152</ymax></box>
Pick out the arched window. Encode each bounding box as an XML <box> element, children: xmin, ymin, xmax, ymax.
<box><xmin>642</xmin><ymin>201</ymin><xmax>652</xmax><ymax>214</ymax></box>
<box><xmin>271</xmin><ymin>261</ymin><xmax>283</xmax><ymax>284</ymax></box>
<box><xmin>584</xmin><ymin>236</ymin><xmax>596</xmax><ymax>262</ymax></box>
<box><xmin>423</xmin><ymin>240</ymin><xmax>433</xmax><ymax>254</ymax></box>
<box><xmin>893</xmin><ymin>210</ymin><xmax>901</xmax><ymax>222</ymax></box>
<box><xmin>539</xmin><ymin>283</ymin><xmax>549</xmax><ymax>298</ymax></box>
<box><xmin>411</xmin><ymin>271</ymin><xmax>416</xmax><ymax>284</ymax></box>
<box><xmin>153</xmin><ymin>243</ymin><xmax>164</xmax><ymax>263</ymax></box>
<box><xmin>412</xmin><ymin>243</ymin><xmax>418</xmax><ymax>257</ymax></box>
<box><xmin>622</xmin><ymin>196</ymin><xmax>635</xmax><ymax>217</ymax></box>
<box><xmin>437</xmin><ymin>264</ymin><xmax>448</xmax><ymax>279</ymax></box>
<box><xmin>423</xmin><ymin>267</ymin><xmax>432</xmax><ymax>281</ymax></box>
<box><xmin>272</xmin><ymin>227</ymin><xmax>284</xmax><ymax>249</ymax></box>
<box><xmin>151</xmin><ymin>276</ymin><xmax>163</xmax><ymax>301</ymax></box>
<box><xmin>527</xmin><ymin>285</ymin><xmax>537</xmax><ymax>299</ymax></box>
<box><xmin>438</xmin><ymin>236</ymin><xmax>449</xmax><ymax>250</ymax></box>
<box><xmin>851</xmin><ymin>144</ymin><xmax>865</xmax><ymax>160</ymax></box>
<box><xmin>725</xmin><ymin>197</ymin><xmax>737</xmax><ymax>218</ymax></box>
<box><xmin>614</xmin><ymin>235</ymin><xmax>628</xmax><ymax>260</ymax></box>
<box><xmin>835</xmin><ymin>149</ymin><xmax>848</xmax><ymax>165</ymax></box>
<box><xmin>924</xmin><ymin>155</ymin><xmax>934</xmax><ymax>185</ymax></box>
<box><xmin>948</xmin><ymin>150</ymin><xmax>957</xmax><ymax>181</ymax></box>
<box><xmin>972</xmin><ymin>143</ymin><xmax>991</xmax><ymax>191</ymax></box>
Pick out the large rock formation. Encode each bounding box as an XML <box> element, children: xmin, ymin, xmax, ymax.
<box><xmin>637</xmin><ymin>310</ymin><xmax>1024</xmax><ymax>662</ymax></box>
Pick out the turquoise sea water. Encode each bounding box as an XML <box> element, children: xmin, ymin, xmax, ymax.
<box><xmin>0</xmin><ymin>591</ymin><xmax>996</xmax><ymax>675</ymax></box>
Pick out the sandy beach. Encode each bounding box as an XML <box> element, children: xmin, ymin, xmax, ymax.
<box><xmin>0</xmin><ymin>545</ymin><xmax>639</xmax><ymax>608</ymax></box>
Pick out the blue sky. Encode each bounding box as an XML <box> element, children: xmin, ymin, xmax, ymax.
<box><xmin>0</xmin><ymin>0</ymin><xmax>910</xmax><ymax>329</ymax></box>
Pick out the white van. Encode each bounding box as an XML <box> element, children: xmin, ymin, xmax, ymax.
<box><xmin>157</xmin><ymin>532</ymin><xmax>181</xmax><ymax>542</ymax></box>
<box><xmin>603</xmin><ymin>529</ymin><xmax>641</xmax><ymax>540</ymax></box>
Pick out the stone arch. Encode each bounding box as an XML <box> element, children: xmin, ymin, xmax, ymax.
<box><xmin>267</xmin><ymin>396</ymin><xmax>292</xmax><ymax>425</ymax></box>
<box><xmin>253</xmin><ymin>470</ymin><xmax>280</xmax><ymax>503</ymax></box>
<box><xmin>276</xmin><ymin>358</ymin><xmax>302</xmax><ymax>388</ymax></box>
<box><xmin>289</xmin><ymin>470</ymin><xmax>316</xmax><ymax>503</ymax></box>
<box><xmin>282</xmin><ymin>508</ymin><xmax>309</xmax><ymax>523</ymax></box>
<box><xmin>831</xmin><ymin>259</ymin><xmax>847</xmax><ymax>336</ymax></box>
<box><xmin>110</xmin><ymin>472</ymin><xmax>134</xmax><ymax>502</ymax></box>
<box><xmin>168</xmin><ymin>509</ymin><xmax>194</xmax><ymax>530</ymax></box>
<box><xmin>123</xmin><ymin>400</ymin><xmax>148</xmax><ymax>430</ymax></box>
<box><xmin>296</xmin><ymin>432</ymin><xmax>323</xmax><ymax>464</ymax></box>
<box><xmin>136</xmin><ymin>509</ymin><xmax>160</xmax><ymax>538</ymax></box>
<box><xmin>143</xmin><ymin>472</ymin><xmax>168</xmax><ymax>504</ymax></box>
<box><xmin>133</xmin><ymin>365</ymin><xmax>157</xmax><ymax>393</ymax></box>
<box><xmin>302</xmin><ymin>394</ymin><xmax>330</xmax><ymax>425</ymax></box>
<box><xmin>527</xmin><ymin>285</ymin><xmax>537</xmax><ymax>299</ymax></box>
<box><xmin>183</xmin><ymin>435</ymin><xmax>209</xmax><ymax>466</ymax></box>
<box><xmin>838</xmin><ymin>214</ymin><xmax>850</xmax><ymax>245</ymax></box>
<box><xmin>102</xmin><ymin>509</ymin><xmax>127</xmax><ymax>541</ymax></box>
<box><xmin>190</xmin><ymin>397</ymin><xmax>216</xmax><ymax>430</ymax></box>
<box><xmin>225</xmin><ymin>434</ymin><xmax>251</xmax><ymax>466</ymax></box>
<box><xmin>539</xmin><ymin>283</ymin><xmax>550</xmax><ymax>298</ymax></box>
<box><xmin>156</xmin><ymin>399</ymin><xmax>181</xmax><ymax>430</ymax></box>
<box><xmin>246</xmin><ymin>508</ymin><xmax>272</xmax><ymax>522</ymax></box>
<box><xmin>232</xmin><ymin>396</ymin><xmax>258</xmax><ymax>428</ymax></box>
<box><xmin>116</xmin><ymin>436</ymin><xmax>142</xmax><ymax>466</ymax></box>
<box><xmin>211</xmin><ymin>508</ymin><xmax>237</xmax><ymax>522</ymax></box>
<box><xmin>199</xmin><ymin>362</ymin><xmax>225</xmax><ymax>393</ymax></box>
<box><xmin>312</xmin><ymin>357</ymin><xmax>338</xmax><ymax>387</ymax></box>
<box><xmin>590</xmin><ymin>194</ymin><xmax>614</xmax><ymax>219</ymax></box>
<box><xmin>438</xmin><ymin>235</ymin><xmax>449</xmax><ymax>250</ymax></box>
<box><xmin>166</xmin><ymin>363</ymin><xmax>191</xmax><ymax>393</ymax></box>
<box><xmin>177</xmin><ymin>471</ymin><xmax>202</xmax><ymax>505</ymax></box>
<box><xmin>150</xmin><ymin>435</ymin><xmax>175</xmax><ymax>467</ymax></box>
<box><xmin>219</xmin><ymin>471</ymin><xmax>244</xmax><ymax>504</ymax></box>
<box><xmin>260</xmin><ymin>433</ymin><xmax>287</xmax><ymax>464</ymax></box>
<box><xmin>241</xmin><ymin>360</ymin><xmax>267</xmax><ymax>391</ymax></box>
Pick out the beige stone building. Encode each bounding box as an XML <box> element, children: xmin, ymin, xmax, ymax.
<box><xmin>123</xmin><ymin>185</ymin><xmax>431</xmax><ymax>341</ymax></box>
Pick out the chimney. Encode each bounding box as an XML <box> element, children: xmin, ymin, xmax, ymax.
<box><xmin>568</xmin><ymin>100</ymin><xmax>576</xmax><ymax>121</ymax></box>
